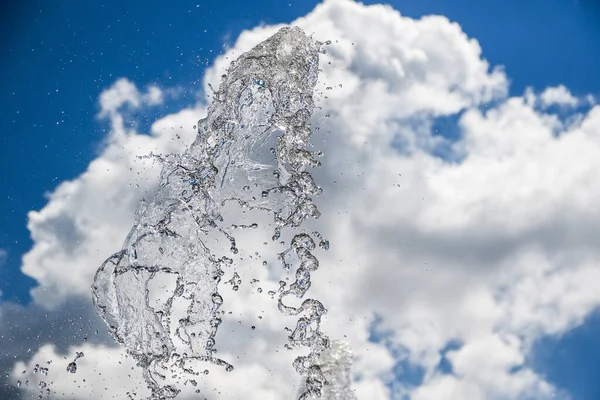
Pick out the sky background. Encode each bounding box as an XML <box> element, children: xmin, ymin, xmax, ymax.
<box><xmin>2</xmin><ymin>0</ymin><xmax>600</xmax><ymax>399</ymax></box>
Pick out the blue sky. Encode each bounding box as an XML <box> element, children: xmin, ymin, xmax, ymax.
<box><xmin>2</xmin><ymin>1</ymin><xmax>600</xmax><ymax>399</ymax></box>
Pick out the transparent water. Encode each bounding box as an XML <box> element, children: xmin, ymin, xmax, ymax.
<box><xmin>92</xmin><ymin>26</ymin><xmax>354</xmax><ymax>399</ymax></box>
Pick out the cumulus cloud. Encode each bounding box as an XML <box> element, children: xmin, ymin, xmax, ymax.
<box><xmin>8</xmin><ymin>0</ymin><xmax>600</xmax><ymax>399</ymax></box>
<box><xmin>20</xmin><ymin>80</ymin><xmax>201</xmax><ymax>309</ymax></box>
<box><xmin>11</xmin><ymin>344</ymin><xmax>149</xmax><ymax>399</ymax></box>
<box><xmin>539</xmin><ymin>84</ymin><xmax>578</xmax><ymax>108</ymax></box>
<box><xmin>98</xmin><ymin>78</ymin><xmax>164</xmax><ymax>117</ymax></box>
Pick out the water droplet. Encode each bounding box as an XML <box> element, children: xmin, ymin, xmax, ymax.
<box><xmin>226</xmin><ymin>365</ymin><xmax>234</xmax><ymax>372</ymax></box>
<box><xmin>66</xmin><ymin>362</ymin><xmax>77</xmax><ymax>374</ymax></box>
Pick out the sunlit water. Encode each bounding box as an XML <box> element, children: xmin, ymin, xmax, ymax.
<box><xmin>92</xmin><ymin>27</ymin><xmax>354</xmax><ymax>399</ymax></box>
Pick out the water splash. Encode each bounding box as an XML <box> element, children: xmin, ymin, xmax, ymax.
<box><xmin>297</xmin><ymin>341</ymin><xmax>358</xmax><ymax>400</ymax></box>
<box><xmin>92</xmin><ymin>26</ymin><xmax>340</xmax><ymax>398</ymax></box>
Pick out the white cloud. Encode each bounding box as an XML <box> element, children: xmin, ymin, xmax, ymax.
<box><xmin>145</xmin><ymin>85</ymin><xmax>164</xmax><ymax>105</ymax></box>
<box><xmin>539</xmin><ymin>84</ymin><xmax>578</xmax><ymax>108</ymax></box>
<box><xmin>98</xmin><ymin>78</ymin><xmax>164</xmax><ymax>118</ymax></box>
<box><xmin>21</xmin><ymin>80</ymin><xmax>201</xmax><ymax>308</ymax></box>
<box><xmin>11</xmin><ymin>0</ymin><xmax>600</xmax><ymax>399</ymax></box>
<box><xmin>585</xmin><ymin>94</ymin><xmax>596</xmax><ymax>105</ymax></box>
<box><xmin>11</xmin><ymin>344</ymin><xmax>150</xmax><ymax>399</ymax></box>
